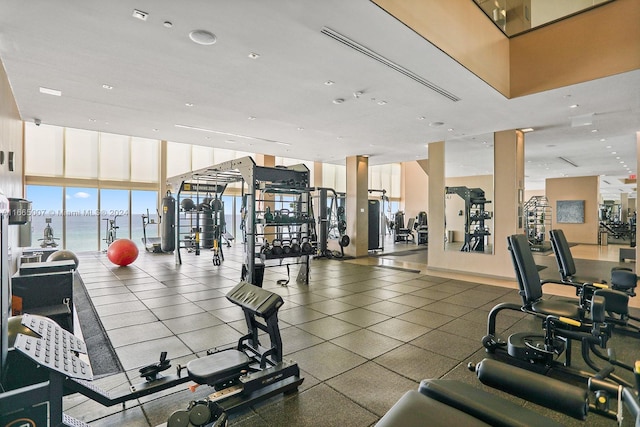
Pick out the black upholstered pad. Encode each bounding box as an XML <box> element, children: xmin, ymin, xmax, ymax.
<box><xmin>419</xmin><ymin>380</ymin><xmax>567</xmax><ymax>427</ymax></box>
<box><xmin>187</xmin><ymin>350</ymin><xmax>251</xmax><ymax>385</ymax></box>
<box><xmin>376</xmin><ymin>390</ymin><xmax>491</xmax><ymax>427</ymax></box>
<box><xmin>226</xmin><ymin>281</ymin><xmax>283</xmax><ymax>318</ymax></box>
<box><xmin>531</xmin><ymin>299</ymin><xmax>582</xmax><ymax>319</ymax></box>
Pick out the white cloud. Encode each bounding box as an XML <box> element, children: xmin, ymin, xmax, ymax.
<box><xmin>74</xmin><ymin>192</ymin><xmax>91</xmax><ymax>199</ymax></box>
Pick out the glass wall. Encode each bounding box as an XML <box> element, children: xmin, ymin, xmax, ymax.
<box><xmin>26</xmin><ymin>185</ymin><xmax>64</xmax><ymax>248</ymax></box>
<box><xmin>99</xmin><ymin>189</ymin><xmax>130</xmax><ymax>251</ymax></box>
<box><xmin>132</xmin><ymin>190</ymin><xmax>158</xmax><ymax>249</ymax></box>
<box><xmin>65</xmin><ymin>187</ymin><xmax>99</xmax><ymax>252</ymax></box>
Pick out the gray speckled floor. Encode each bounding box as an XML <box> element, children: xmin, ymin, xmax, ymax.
<box><xmin>60</xmin><ymin>241</ymin><xmax>638</xmax><ymax>426</ymax></box>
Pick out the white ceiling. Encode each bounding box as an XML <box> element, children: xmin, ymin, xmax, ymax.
<box><xmin>0</xmin><ymin>0</ymin><xmax>638</xmax><ymax>199</ymax></box>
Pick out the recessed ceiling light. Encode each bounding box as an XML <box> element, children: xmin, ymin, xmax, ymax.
<box><xmin>324</xmin><ymin>80</ymin><xmax>334</xmax><ymax>86</ymax></box>
<box><xmin>225</xmin><ymin>140</ymin><xmax>236</xmax><ymax>144</ymax></box>
<box><xmin>152</xmin><ymin>128</ymin><xmax>158</xmax><ymax>132</ymax></box>
<box><xmin>39</xmin><ymin>87</ymin><xmax>62</xmax><ymax>96</ymax></box>
<box><xmin>591</xmin><ymin>129</ymin><xmax>598</xmax><ymax>133</ymax></box>
<box><xmin>297</xmin><ymin>127</ymin><xmax>304</xmax><ymax>131</ymax></box>
<box><xmin>132</xmin><ymin>9</ymin><xmax>148</xmax><ymax>21</ymax></box>
<box><xmin>102</xmin><ymin>84</ymin><xmax>113</xmax><ymax>90</ymax></box>
<box><xmin>606</xmin><ymin>146</ymin><xmax>612</xmax><ymax>149</ymax></box>
<box><xmin>333</xmin><ymin>98</ymin><xmax>345</xmax><ymax>104</ymax></box>
<box><xmin>189</xmin><ymin>30</ymin><xmax>217</xmax><ymax>45</ymax></box>
<box><xmin>248</xmin><ymin>116</ymin><xmax>256</xmax><ymax>120</ymax></box>
<box><xmin>611</xmin><ymin>151</ymin><xmax>617</xmax><ymax>154</ymax></box>
<box><xmin>248</xmin><ymin>52</ymin><xmax>260</xmax><ymax>59</ymax></box>
<box><xmin>185</xmin><ymin>103</ymin><xmax>194</xmax><ymax>107</ymax></box>
<box><xmin>163</xmin><ymin>21</ymin><xmax>173</xmax><ymax>28</ymax></box>
<box><xmin>620</xmin><ymin>161</ymin><xmax>625</xmax><ymax>164</ymax></box>
<box><xmin>429</xmin><ymin>121</ymin><xmax>444</xmax><ymax>127</ymax></box>
<box><xmin>89</xmin><ymin>118</ymin><xmax>96</xmax><ymax>122</ymax></box>
<box><xmin>377</xmin><ymin>100</ymin><xmax>387</xmax><ymax>105</ymax></box>
<box><xmin>600</xmin><ymin>138</ymin><xmax>606</xmax><ymax>142</ymax></box>
<box><xmin>447</xmin><ymin>128</ymin><xmax>454</xmax><ymax>132</ymax></box>
<box><xmin>418</xmin><ymin>116</ymin><xmax>425</xmax><ymax>120</ymax></box>
<box><xmin>569</xmin><ymin>104</ymin><xmax>579</xmax><ymax>108</ymax></box>
<box><xmin>616</xmin><ymin>157</ymin><xmax>620</xmax><ymax>159</ymax></box>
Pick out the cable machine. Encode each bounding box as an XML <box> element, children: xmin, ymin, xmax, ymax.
<box><xmin>168</xmin><ymin>157</ymin><xmax>314</xmax><ymax>285</ymax></box>
<box><xmin>445</xmin><ymin>186</ymin><xmax>492</xmax><ymax>252</ymax></box>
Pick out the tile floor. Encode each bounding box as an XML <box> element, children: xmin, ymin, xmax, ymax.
<box><xmin>61</xmin><ymin>240</ymin><xmax>639</xmax><ymax>426</ymax></box>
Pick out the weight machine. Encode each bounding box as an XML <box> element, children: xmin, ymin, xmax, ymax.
<box><xmin>445</xmin><ymin>186</ymin><xmax>492</xmax><ymax>252</ymax></box>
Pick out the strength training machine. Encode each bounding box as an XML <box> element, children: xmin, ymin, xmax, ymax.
<box><xmin>379</xmin><ymin>357</ymin><xmax>640</xmax><ymax>427</ymax></box>
<box><xmin>0</xmin><ymin>281</ymin><xmax>303</xmax><ymax>426</ymax></box>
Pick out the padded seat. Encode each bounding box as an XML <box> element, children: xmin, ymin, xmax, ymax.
<box><xmin>187</xmin><ymin>350</ymin><xmax>251</xmax><ymax>386</ymax></box>
<box><xmin>531</xmin><ymin>299</ymin><xmax>582</xmax><ymax>319</ymax></box>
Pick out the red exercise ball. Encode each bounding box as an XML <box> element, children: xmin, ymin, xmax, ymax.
<box><xmin>107</xmin><ymin>238</ymin><xmax>139</xmax><ymax>266</ymax></box>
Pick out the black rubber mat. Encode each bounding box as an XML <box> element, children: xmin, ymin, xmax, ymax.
<box><xmin>74</xmin><ymin>273</ymin><xmax>123</xmax><ymax>377</ymax></box>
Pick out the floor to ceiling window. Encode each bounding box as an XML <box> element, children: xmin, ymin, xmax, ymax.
<box><xmin>65</xmin><ymin>187</ymin><xmax>99</xmax><ymax>252</ymax></box>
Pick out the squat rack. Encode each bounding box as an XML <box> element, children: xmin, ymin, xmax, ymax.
<box><xmin>167</xmin><ymin>156</ymin><xmax>312</xmax><ymax>285</ymax></box>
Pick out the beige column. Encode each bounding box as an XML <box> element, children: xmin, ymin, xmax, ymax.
<box><xmin>637</xmin><ymin>131</ymin><xmax>640</xmax><ymax>262</ymax></box>
<box><xmin>255</xmin><ymin>154</ymin><xmax>275</xmax><ymax>167</ymax></box>
<box><xmin>345</xmin><ymin>155</ymin><xmax>368</xmax><ymax>258</ymax></box>
<box><xmin>428</xmin><ymin>130</ymin><xmax>524</xmax><ymax>279</ymax></box>
<box><xmin>620</xmin><ymin>193</ymin><xmax>629</xmax><ymax>223</ymax></box>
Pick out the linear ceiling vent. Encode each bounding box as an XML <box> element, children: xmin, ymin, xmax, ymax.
<box><xmin>321</xmin><ymin>27</ymin><xmax>461</xmax><ymax>102</ymax></box>
<box><xmin>558</xmin><ymin>156</ymin><xmax>579</xmax><ymax>167</ymax></box>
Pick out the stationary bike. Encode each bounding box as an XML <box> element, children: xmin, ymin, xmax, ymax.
<box><xmin>102</xmin><ymin>214</ymin><xmax>120</xmax><ymax>248</ymax></box>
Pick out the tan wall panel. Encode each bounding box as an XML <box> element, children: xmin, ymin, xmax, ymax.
<box><xmin>545</xmin><ymin>176</ymin><xmax>599</xmax><ymax>244</ymax></box>
<box><xmin>0</xmin><ymin>60</ymin><xmax>25</xmax><ymax>264</ymax></box>
<box><xmin>511</xmin><ymin>0</ymin><xmax>640</xmax><ymax>97</ymax></box>
<box><xmin>403</xmin><ymin>160</ymin><xmax>429</xmax><ymax>220</ymax></box>
<box><xmin>372</xmin><ymin>0</ymin><xmax>510</xmax><ymax>96</ymax></box>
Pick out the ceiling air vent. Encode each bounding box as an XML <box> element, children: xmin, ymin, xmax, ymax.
<box><xmin>321</xmin><ymin>27</ymin><xmax>461</xmax><ymax>102</ymax></box>
<box><xmin>558</xmin><ymin>156</ymin><xmax>579</xmax><ymax>167</ymax></box>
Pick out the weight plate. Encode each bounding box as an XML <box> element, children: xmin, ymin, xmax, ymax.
<box><xmin>189</xmin><ymin>403</ymin><xmax>212</xmax><ymax>425</ymax></box>
<box><xmin>167</xmin><ymin>410</ymin><xmax>190</xmax><ymax>427</ymax></box>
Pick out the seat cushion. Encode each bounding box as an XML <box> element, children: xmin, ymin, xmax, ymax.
<box><xmin>187</xmin><ymin>350</ymin><xmax>251</xmax><ymax>385</ymax></box>
<box><xmin>531</xmin><ymin>299</ymin><xmax>582</xmax><ymax>319</ymax></box>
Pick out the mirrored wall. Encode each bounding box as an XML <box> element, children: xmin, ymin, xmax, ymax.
<box><xmin>444</xmin><ymin>133</ymin><xmax>494</xmax><ymax>254</ymax></box>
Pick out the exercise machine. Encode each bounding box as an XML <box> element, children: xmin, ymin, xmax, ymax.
<box><xmin>523</xmin><ymin>195</ymin><xmax>552</xmax><ymax>252</ymax></box>
<box><xmin>38</xmin><ymin>217</ymin><xmax>59</xmax><ymax>248</ymax></box>
<box><xmin>0</xmin><ymin>281</ymin><xmax>303</xmax><ymax>425</ymax></box>
<box><xmin>379</xmin><ymin>355</ymin><xmax>639</xmax><ymax>427</ymax></box>
<box><xmin>102</xmin><ymin>214</ymin><xmax>120</xmax><ymax>247</ymax></box>
<box><xmin>445</xmin><ymin>186</ymin><xmax>492</xmax><ymax>252</ymax></box>
<box><xmin>141</xmin><ymin>208</ymin><xmax>162</xmax><ymax>253</ymax></box>
<box><xmin>392</xmin><ymin>211</ymin><xmax>415</xmax><ymax>243</ymax></box>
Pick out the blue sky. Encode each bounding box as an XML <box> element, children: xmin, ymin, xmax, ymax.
<box><xmin>27</xmin><ymin>186</ymin><xmax>157</xmax><ymax>215</ymax></box>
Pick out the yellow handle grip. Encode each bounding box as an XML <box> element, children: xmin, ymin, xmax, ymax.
<box><xmin>592</xmin><ymin>282</ymin><xmax>608</xmax><ymax>289</ymax></box>
<box><xmin>558</xmin><ymin>316</ymin><xmax>581</xmax><ymax>327</ymax></box>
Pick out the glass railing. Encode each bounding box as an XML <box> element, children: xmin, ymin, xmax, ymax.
<box><xmin>473</xmin><ymin>0</ymin><xmax>614</xmax><ymax>37</ymax></box>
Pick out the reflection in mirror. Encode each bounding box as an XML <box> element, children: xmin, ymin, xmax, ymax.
<box><xmin>444</xmin><ymin>133</ymin><xmax>494</xmax><ymax>254</ymax></box>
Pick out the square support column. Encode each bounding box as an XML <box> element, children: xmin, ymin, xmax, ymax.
<box><xmin>345</xmin><ymin>155</ymin><xmax>369</xmax><ymax>258</ymax></box>
<box><xmin>428</xmin><ymin>130</ymin><xmax>524</xmax><ymax>279</ymax></box>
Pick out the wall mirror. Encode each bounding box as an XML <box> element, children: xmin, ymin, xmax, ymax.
<box><xmin>444</xmin><ymin>133</ymin><xmax>494</xmax><ymax>254</ymax></box>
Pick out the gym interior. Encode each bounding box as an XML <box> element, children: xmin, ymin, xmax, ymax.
<box><xmin>0</xmin><ymin>1</ymin><xmax>640</xmax><ymax>427</ymax></box>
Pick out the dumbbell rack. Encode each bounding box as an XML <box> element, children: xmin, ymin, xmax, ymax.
<box><xmin>168</xmin><ymin>156</ymin><xmax>315</xmax><ymax>285</ymax></box>
<box><xmin>255</xmin><ymin>184</ymin><xmax>315</xmax><ymax>284</ymax></box>
<box><xmin>0</xmin><ymin>314</ymin><xmax>93</xmax><ymax>426</ymax></box>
